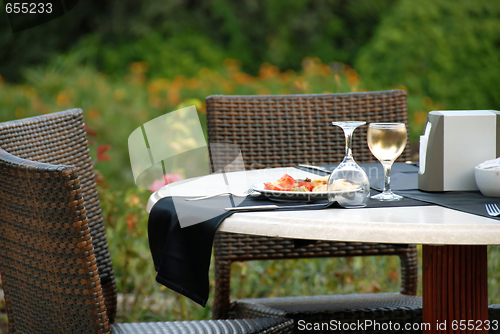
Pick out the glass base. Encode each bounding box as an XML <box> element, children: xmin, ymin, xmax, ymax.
<box><xmin>371</xmin><ymin>191</ymin><xmax>403</xmax><ymax>201</ymax></box>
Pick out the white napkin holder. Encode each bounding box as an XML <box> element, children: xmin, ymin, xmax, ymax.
<box><xmin>418</xmin><ymin>110</ymin><xmax>500</xmax><ymax>192</ymax></box>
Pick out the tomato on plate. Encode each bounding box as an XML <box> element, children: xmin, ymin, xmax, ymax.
<box><xmin>276</xmin><ymin>174</ymin><xmax>296</xmax><ymax>187</ymax></box>
<box><xmin>263</xmin><ymin>175</ymin><xmax>316</xmax><ymax>192</ymax></box>
<box><xmin>297</xmin><ymin>182</ymin><xmax>315</xmax><ymax>192</ymax></box>
<box><xmin>264</xmin><ymin>174</ymin><xmax>297</xmax><ymax>191</ymax></box>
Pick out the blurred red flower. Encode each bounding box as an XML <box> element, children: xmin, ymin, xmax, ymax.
<box><xmin>97</xmin><ymin>144</ymin><xmax>111</xmax><ymax>162</ymax></box>
<box><xmin>126</xmin><ymin>214</ymin><xmax>137</xmax><ymax>234</ymax></box>
<box><xmin>85</xmin><ymin>125</ymin><xmax>97</xmax><ymax>137</ymax></box>
<box><xmin>148</xmin><ymin>173</ymin><xmax>182</xmax><ymax>192</ymax></box>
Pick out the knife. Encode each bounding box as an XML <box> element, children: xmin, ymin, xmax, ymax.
<box><xmin>296</xmin><ymin>164</ymin><xmax>332</xmax><ymax>174</ymax></box>
<box><xmin>225</xmin><ymin>203</ymin><xmax>329</xmax><ymax>211</ymax></box>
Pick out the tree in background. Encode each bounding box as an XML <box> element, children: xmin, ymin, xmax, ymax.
<box><xmin>0</xmin><ymin>0</ymin><xmax>394</xmax><ymax>81</ymax></box>
<box><xmin>197</xmin><ymin>0</ymin><xmax>394</xmax><ymax>74</ymax></box>
<box><xmin>2</xmin><ymin>0</ymin><xmax>499</xmax><ymax>140</ymax></box>
<box><xmin>354</xmin><ymin>0</ymin><xmax>500</xmax><ymax>139</ymax></box>
<box><xmin>0</xmin><ymin>0</ymin><xmax>107</xmax><ymax>81</ymax></box>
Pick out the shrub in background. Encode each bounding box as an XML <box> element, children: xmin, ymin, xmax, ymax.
<box><xmin>1</xmin><ymin>57</ymin><xmax>362</xmax><ymax>189</ymax></box>
<box><xmin>355</xmin><ymin>0</ymin><xmax>500</xmax><ymax>140</ymax></box>
<box><xmin>0</xmin><ymin>0</ymin><xmax>394</xmax><ymax>81</ymax></box>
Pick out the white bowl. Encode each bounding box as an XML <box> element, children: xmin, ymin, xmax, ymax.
<box><xmin>475</xmin><ymin>166</ymin><xmax>500</xmax><ymax>197</ymax></box>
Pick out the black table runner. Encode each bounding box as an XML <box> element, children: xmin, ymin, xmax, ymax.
<box><xmin>147</xmin><ymin>163</ymin><xmax>432</xmax><ymax>307</ymax></box>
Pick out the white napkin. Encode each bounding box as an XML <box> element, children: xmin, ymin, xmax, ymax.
<box><xmin>477</xmin><ymin>157</ymin><xmax>500</xmax><ymax>170</ymax></box>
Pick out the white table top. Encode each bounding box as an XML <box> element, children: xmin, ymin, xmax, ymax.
<box><xmin>147</xmin><ymin>167</ymin><xmax>500</xmax><ymax>246</ymax></box>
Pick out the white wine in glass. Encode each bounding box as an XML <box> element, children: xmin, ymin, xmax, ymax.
<box><xmin>367</xmin><ymin>123</ymin><xmax>407</xmax><ymax>201</ymax></box>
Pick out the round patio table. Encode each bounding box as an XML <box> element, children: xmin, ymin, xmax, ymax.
<box><xmin>148</xmin><ymin>167</ymin><xmax>500</xmax><ymax>333</ymax></box>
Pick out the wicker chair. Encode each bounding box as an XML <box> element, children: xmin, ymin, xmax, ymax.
<box><xmin>207</xmin><ymin>91</ymin><xmax>423</xmax><ymax>326</ymax></box>
<box><xmin>0</xmin><ymin>109</ymin><xmax>292</xmax><ymax>334</ymax></box>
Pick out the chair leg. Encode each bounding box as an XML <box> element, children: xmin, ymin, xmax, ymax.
<box><xmin>213</xmin><ymin>258</ymin><xmax>232</xmax><ymax>319</ymax></box>
<box><xmin>399</xmin><ymin>245</ymin><xmax>419</xmax><ymax>295</ymax></box>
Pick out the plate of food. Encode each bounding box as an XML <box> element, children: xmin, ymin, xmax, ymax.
<box><xmin>252</xmin><ymin>174</ymin><xmax>360</xmax><ymax>202</ymax></box>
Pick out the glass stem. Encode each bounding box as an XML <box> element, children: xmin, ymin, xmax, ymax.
<box><xmin>382</xmin><ymin>161</ymin><xmax>393</xmax><ymax>194</ymax></box>
<box><xmin>344</xmin><ymin>128</ymin><xmax>354</xmax><ymax>161</ymax></box>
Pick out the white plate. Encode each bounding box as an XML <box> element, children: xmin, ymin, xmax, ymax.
<box><xmin>251</xmin><ymin>183</ymin><xmax>359</xmax><ymax>202</ymax></box>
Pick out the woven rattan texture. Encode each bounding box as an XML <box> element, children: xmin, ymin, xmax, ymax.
<box><xmin>233</xmin><ymin>294</ymin><xmax>423</xmax><ymax>334</ymax></box>
<box><xmin>0</xmin><ymin>153</ymin><xmax>292</xmax><ymax>334</ymax></box>
<box><xmin>207</xmin><ymin>91</ymin><xmax>417</xmax><ymax>320</ymax></box>
<box><xmin>206</xmin><ymin>90</ymin><xmax>410</xmax><ymax>171</ymax></box>
<box><xmin>0</xmin><ymin>110</ymin><xmax>293</xmax><ymax>334</ymax></box>
<box><xmin>0</xmin><ymin>149</ymin><xmax>111</xmax><ymax>333</ymax></box>
<box><xmin>111</xmin><ymin>318</ymin><xmax>293</xmax><ymax>334</ymax></box>
<box><xmin>0</xmin><ymin>109</ymin><xmax>117</xmax><ymax>323</ymax></box>
<box><xmin>212</xmin><ymin>233</ymin><xmax>418</xmax><ymax>319</ymax></box>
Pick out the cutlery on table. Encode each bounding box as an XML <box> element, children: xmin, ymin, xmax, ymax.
<box><xmin>225</xmin><ymin>203</ymin><xmax>329</xmax><ymax>211</ymax></box>
<box><xmin>296</xmin><ymin>164</ymin><xmax>331</xmax><ymax>174</ymax></box>
<box><xmin>485</xmin><ymin>203</ymin><xmax>500</xmax><ymax>217</ymax></box>
<box><xmin>186</xmin><ymin>188</ymin><xmax>256</xmax><ymax>201</ymax></box>
<box><xmin>225</xmin><ymin>203</ymin><xmax>367</xmax><ymax>211</ymax></box>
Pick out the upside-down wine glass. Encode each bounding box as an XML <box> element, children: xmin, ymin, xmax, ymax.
<box><xmin>367</xmin><ymin>123</ymin><xmax>407</xmax><ymax>201</ymax></box>
<box><xmin>327</xmin><ymin>121</ymin><xmax>370</xmax><ymax>207</ymax></box>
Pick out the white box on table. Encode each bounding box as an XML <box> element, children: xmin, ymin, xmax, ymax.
<box><xmin>418</xmin><ymin>110</ymin><xmax>500</xmax><ymax>192</ymax></box>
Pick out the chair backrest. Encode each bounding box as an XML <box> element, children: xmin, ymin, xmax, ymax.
<box><xmin>206</xmin><ymin>90</ymin><xmax>410</xmax><ymax>170</ymax></box>
<box><xmin>206</xmin><ymin>91</ymin><xmax>417</xmax><ymax>319</ymax></box>
<box><xmin>0</xmin><ymin>109</ymin><xmax>116</xmax><ymax>332</ymax></box>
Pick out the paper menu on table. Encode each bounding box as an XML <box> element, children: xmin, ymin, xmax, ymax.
<box><xmin>444</xmin><ymin>111</ymin><xmax>495</xmax><ymax>190</ymax></box>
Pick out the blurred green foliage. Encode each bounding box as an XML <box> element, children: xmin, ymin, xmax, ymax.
<box><xmin>73</xmin><ymin>32</ymin><xmax>227</xmax><ymax>80</ymax></box>
<box><xmin>0</xmin><ymin>0</ymin><xmax>103</xmax><ymax>81</ymax></box>
<box><xmin>0</xmin><ymin>0</ymin><xmax>394</xmax><ymax>81</ymax></box>
<box><xmin>0</xmin><ymin>57</ymin><xmax>361</xmax><ymax>189</ymax></box>
<box><xmin>355</xmin><ymin>0</ymin><xmax>500</xmax><ymax>139</ymax></box>
<box><xmin>2</xmin><ymin>0</ymin><xmax>499</xmax><ymax>141</ymax></box>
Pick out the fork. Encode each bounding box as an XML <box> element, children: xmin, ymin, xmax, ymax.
<box><xmin>485</xmin><ymin>203</ymin><xmax>500</xmax><ymax>217</ymax></box>
<box><xmin>186</xmin><ymin>188</ymin><xmax>255</xmax><ymax>201</ymax></box>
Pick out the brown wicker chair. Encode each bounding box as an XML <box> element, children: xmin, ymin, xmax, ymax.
<box><xmin>0</xmin><ymin>109</ymin><xmax>292</xmax><ymax>334</ymax></box>
<box><xmin>207</xmin><ymin>91</ymin><xmax>423</xmax><ymax>326</ymax></box>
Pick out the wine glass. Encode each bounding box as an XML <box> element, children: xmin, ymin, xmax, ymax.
<box><xmin>327</xmin><ymin>121</ymin><xmax>370</xmax><ymax>207</ymax></box>
<box><xmin>367</xmin><ymin>123</ymin><xmax>407</xmax><ymax>201</ymax></box>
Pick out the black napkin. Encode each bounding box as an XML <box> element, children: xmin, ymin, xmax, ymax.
<box><xmin>148</xmin><ymin>196</ymin><xmax>228</xmax><ymax>306</ymax></box>
<box><xmin>148</xmin><ymin>187</ymin><xmax>430</xmax><ymax>307</ymax></box>
<box><xmin>148</xmin><ymin>195</ymin><xmax>344</xmax><ymax>306</ymax></box>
